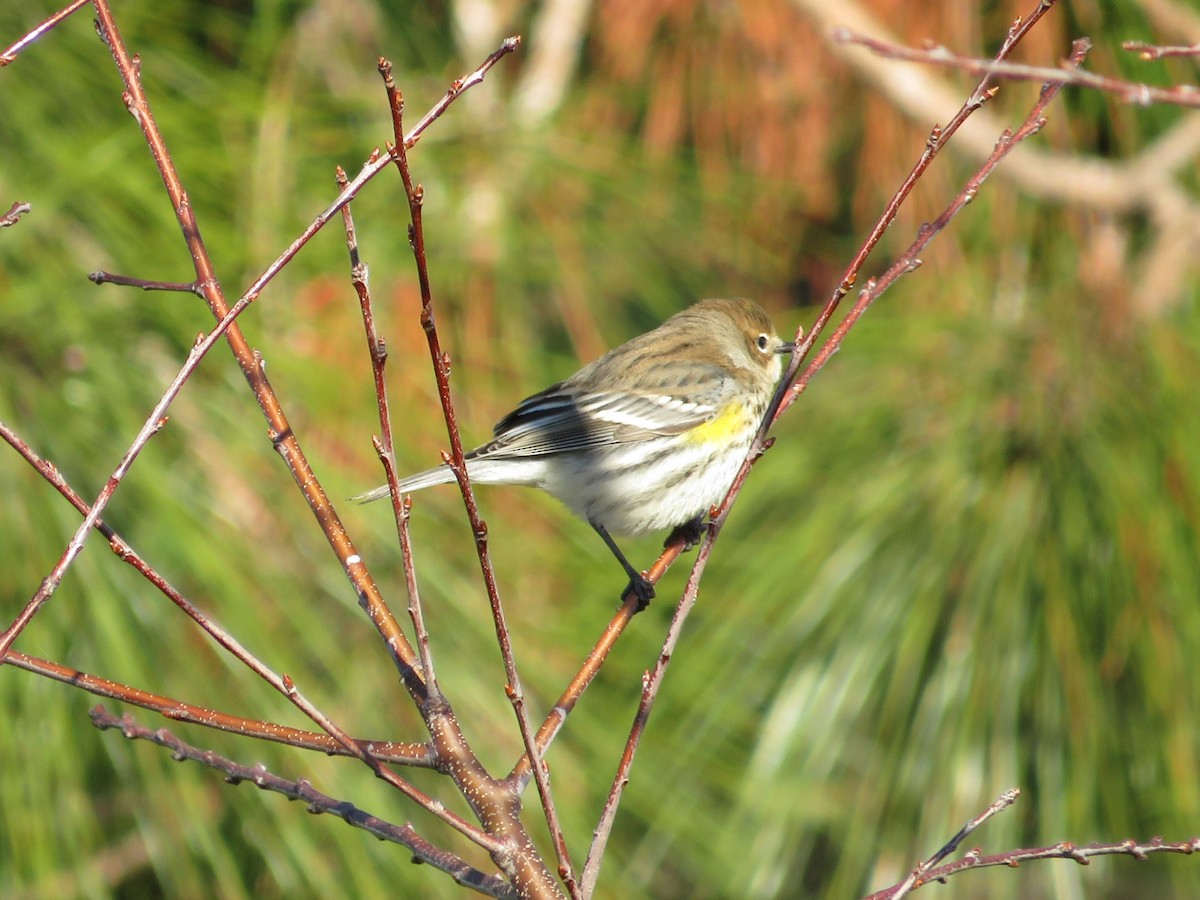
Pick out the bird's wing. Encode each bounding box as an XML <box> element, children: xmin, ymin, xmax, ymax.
<box><xmin>575</xmin><ymin>390</ymin><xmax>721</xmax><ymax>437</ymax></box>
<box><xmin>474</xmin><ymin>381</ymin><xmax>727</xmax><ymax>458</ymax></box>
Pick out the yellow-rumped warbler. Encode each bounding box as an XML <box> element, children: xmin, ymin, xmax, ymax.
<box><xmin>357</xmin><ymin>298</ymin><xmax>793</xmax><ymax>605</ymax></box>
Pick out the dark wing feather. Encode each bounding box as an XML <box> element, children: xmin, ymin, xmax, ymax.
<box><xmin>472</xmin><ymin>381</ymin><xmax>724</xmax><ymax>459</ymax></box>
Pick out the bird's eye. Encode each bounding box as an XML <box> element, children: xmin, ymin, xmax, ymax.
<box><xmin>756</xmin><ymin>334</ymin><xmax>770</xmax><ymax>351</ymax></box>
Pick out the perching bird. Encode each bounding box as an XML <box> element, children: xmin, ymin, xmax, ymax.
<box><xmin>356</xmin><ymin>298</ymin><xmax>792</xmax><ymax>605</ymax></box>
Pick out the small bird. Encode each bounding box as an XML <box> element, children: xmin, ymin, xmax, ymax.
<box><xmin>356</xmin><ymin>298</ymin><xmax>793</xmax><ymax>606</ymax></box>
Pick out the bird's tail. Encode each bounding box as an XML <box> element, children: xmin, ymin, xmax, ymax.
<box><xmin>351</xmin><ymin>464</ymin><xmax>458</xmax><ymax>503</ymax></box>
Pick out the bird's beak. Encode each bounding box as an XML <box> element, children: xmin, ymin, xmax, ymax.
<box><xmin>777</xmin><ymin>341</ymin><xmax>795</xmax><ymax>355</ymax></box>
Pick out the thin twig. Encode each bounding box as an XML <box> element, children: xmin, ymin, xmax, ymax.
<box><xmin>771</xmin><ymin>0</ymin><xmax>1061</xmax><ymax>431</ymax></box>
<box><xmin>379</xmin><ymin>52</ymin><xmax>571</xmax><ymax>899</ymax></box>
<box><xmin>378</xmin><ymin>59</ymin><xmax>511</xmax><ymax>707</ymax></box>
<box><xmin>0</xmin><ymin>404</ymin><xmax>172</xmax><ymax>659</ymax></box>
<box><xmin>579</xmin><ymin>520</ymin><xmax>721</xmax><ymax>896</ymax></box>
<box><xmin>1123</xmin><ymin>40</ymin><xmax>1200</xmax><ymax>60</ymax></box>
<box><xmin>336</xmin><ymin>164</ymin><xmax>442</xmax><ymax>698</ymax></box>
<box><xmin>8</xmin><ymin>650</ymin><xmax>431</xmax><ymax>764</ymax></box>
<box><xmin>0</xmin><ymin>201</ymin><xmax>31</xmax><ymax>226</ymax></box>
<box><xmin>834</xmin><ymin>29</ymin><xmax>1200</xmax><ymax>108</ymax></box>
<box><xmin>912</xmin><ymin>837</ymin><xmax>1200</xmax><ymax>887</ymax></box>
<box><xmin>88</xmin><ymin>270</ymin><xmax>203</xmax><ymax>294</ymax></box>
<box><xmin>0</xmin><ymin>0</ymin><xmax>90</xmax><ymax>65</ymax></box>
<box><xmin>887</xmin><ymin>789</ymin><xmax>1020</xmax><ymax>899</ymax></box>
<box><xmin>792</xmin><ymin>37</ymin><xmax>1091</xmax><ymax>413</ymax></box>
<box><xmin>89</xmin><ymin>709</ymin><xmax>517</xmax><ymax>899</ymax></box>
<box><xmin>865</xmin><ymin>806</ymin><xmax>1200</xmax><ymax>900</ymax></box>
<box><xmin>0</xmin><ymin>417</ymin><xmax>493</xmax><ymax>844</ymax></box>
<box><xmin>510</xmin><ymin>541</ymin><xmax>687</xmax><ymax>786</ymax></box>
<box><xmin>85</xmin><ymin>0</ymin><xmax>428</xmax><ymax>701</ymax></box>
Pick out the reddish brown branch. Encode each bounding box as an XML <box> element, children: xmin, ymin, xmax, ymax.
<box><xmin>378</xmin><ymin>58</ymin><xmax>504</xmax><ymax>684</ymax></box>
<box><xmin>770</xmin><ymin>0</ymin><xmax>1060</xmax><ymax>433</ymax></box>
<box><xmin>583</xmin><ymin>4</ymin><xmax>1079</xmax><ymax>893</ymax></box>
<box><xmin>0</xmin><ymin>418</ymin><xmax>494</xmax><ymax>842</ymax></box>
<box><xmin>511</xmin><ymin>542</ymin><xmax>686</xmax><ymax>785</ymax></box>
<box><xmin>787</xmin><ymin>37</ymin><xmax>1090</xmax><ymax>417</ymax></box>
<box><xmin>336</xmin><ymin>164</ymin><xmax>442</xmax><ymax>698</ymax></box>
<box><xmin>377</xmin><ymin>51</ymin><xmax>570</xmax><ymax>899</ymax></box>
<box><xmin>0</xmin><ymin>0</ymin><xmax>90</xmax><ymax>65</ymax></box>
<box><xmin>85</xmin><ymin>0</ymin><xmax>428</xmax><ymax>704</ymax></box>
<box><xmin>10</xmin><ymin>651</ymin><xmax>430</xmax><ymax>765</ymax></box>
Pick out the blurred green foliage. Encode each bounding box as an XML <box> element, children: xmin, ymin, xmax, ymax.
<box><xmin>2</xmin><ymin>1</ymin><xmax>1199</xmax><ymax>898</ymax></box>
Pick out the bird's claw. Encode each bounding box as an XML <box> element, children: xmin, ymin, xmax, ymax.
<box><xmin>624</xmin><ymin>573</ymin><xmax>656</xmax><ymax>612</ymax></box>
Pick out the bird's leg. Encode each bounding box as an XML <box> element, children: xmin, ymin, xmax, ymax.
<box><xmin>590</xmin><ymin>520</ymin><xmax>655</xmax><ymax>611</ymax></box>
<box><xmin>665</xmin><ymin>515</ymin><xmax>708</xmax><ymax>552</ymax></box>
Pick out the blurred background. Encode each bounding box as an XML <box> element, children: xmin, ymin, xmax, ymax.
<box><xmin>2</xmin><ymin>0</ymin><xmax>1199</xmax><ymax>897</ymax></box>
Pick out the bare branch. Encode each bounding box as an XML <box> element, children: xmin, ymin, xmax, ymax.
<box><xmin>0</xmin><ymin>416</ymin><xmax>497</xmax><ymax>847</ymax></box>
<box><xmin>0</xmin><ymin>200</ymin><xmax>31</xmax><ymax>226</ymax></box>
<box><xmin>780</xmin><ymin>37</ymin><xmax>1089</xmax><ymax>423</ymax></box>
<box><xmin>580</xmin><ymin>519</ymin><xmax>721</xmax><ymax>895</ymax></box>
<box><xmin>378</xmin><ymin>49</ymin><xmax>572</xmax><ymax>899</ymax></box>
<box><xmin>917</xmin><ymin>836</ymin><xmax>1200</xmax><ymax>886</ymax></box>
<box><xmin>89</xmin><ymin>709</ymin><xmax>517</xmax><ymax>899</ymax></box>
<box><xmin>794</xmin><ymin>0</ymin><xmax>1200</xmax><ymax>323</ymax></box>
<box><xmin>866</xmin><ymin>815</ymin><xmax>1200</xmax><ymax>899</ymax></box>
<box><xmin>9</xmin><ymin>651</ymin><xmax>431</xmax><ymax>765</ymax></box>
<box><xmin>510</xmin><ymin>537</ymin><xmax>689</xmax><ymax>787</ymax></box>
<box><xmin>833</xmin><ymin>29</ymin><xmax>1200</xmax><ymax>107</ymax></box>
<box><xmin>336</xmin><ymin>162</ymin><xmax>442</xmax><ymax>698</ymax></box>
<box><xmin>1123</xmin><ymin>39</ymin><xmax>1200</xmax><ymax>60</ymax></box>
<box><xmin>888</xmin><ymin>789</ymin><xmax>1020</xmax><ymax>899</ymax></box>
<box><xmin>88</xmin><ymin>270</ymin><xmax>203</xmax><ymax>294</ymax></box>
<box><xmin>0</xmin><ymin>0</ymin><xmax>89</xmax><ymax>65</ymax></box>
<box><xmin>82</xmin><ymin>0</ymin><xmax>429</xmax><ymax>699</ymax></box>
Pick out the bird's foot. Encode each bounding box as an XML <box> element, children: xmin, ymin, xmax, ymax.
<box><xmin>666</xmin><ymin>517</ymin><xmax>709</xmax><ymax>552</ymax></box>
<box><xmin>623</xmin><ymin>573</ymin><xmax>656</xmax><ymax>613</ymax></box>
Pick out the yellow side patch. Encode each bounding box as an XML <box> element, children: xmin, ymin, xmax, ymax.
<box><xmin>684</xmin><ymin>402</ymin><xmax>748</xmax><ymax>445</ymax></box>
